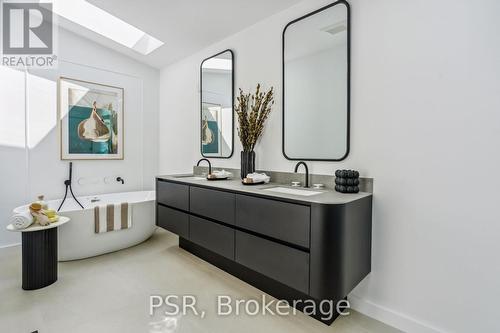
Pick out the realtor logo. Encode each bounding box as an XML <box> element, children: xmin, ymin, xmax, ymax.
<box><xmin>1</xmin><ymin>1</ymin><xmax>57</xmax><ymax>68</ymax></box>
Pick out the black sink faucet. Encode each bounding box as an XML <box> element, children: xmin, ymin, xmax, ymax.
<box><xmin>196</xmin><ymin>158</ymin><xmax>212</xmax><ymax>175</ymax></box>
<box><xmin>294</xmin><ymin>161</ymin><xmax>309</xmax><ymax>188</ymax></box>
<box><xmin>116</xmin><ymin>177</ymin><xmax>125</xmax><ymax>184</ymax></box>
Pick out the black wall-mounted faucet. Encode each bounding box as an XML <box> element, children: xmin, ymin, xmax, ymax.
<box><xmin>116</xmin><ymin>177</ymin><xmax>125</xmax><ymax>184</ymax></box>
<box><xmin>196</xmin><ymin>158</ymin><xmax>212</xmax><ymax>174</ymax></box>
<box><xmin>294</xmin><ymin>161</ymin><xmax>309</xmax><ymax>188</ymax></box>
<box><xmin>57</xmin><ymin>162</ymin><xmax>84</xmax><ymax>211</ymax></box>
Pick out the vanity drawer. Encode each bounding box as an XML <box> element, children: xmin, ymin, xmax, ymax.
<box><xmin>235</xmin><ymin>194</ymin><xmax>310</xmax><ymax>248</ymax></box>
<box><xmin>190</xmin><ymin>187</ymin><xmax>235</xmax><ymax>224</ymax></box>
<box><xmin>157</xmin><ymin>205</ymin><xmax>189</xmax><ymax>238</ymax></box>
<box><xmin>189</xmin><ymin>216</ymin><xmax>234</xmax><ymax>260</ymax></box>
<box><xmin>235</xmin><ymin>231</ymin><xmax>309</xmax><ymax>294</ymax></box>
<box><xmin>157</xmin><ymin>181</ymin><xmax>189</xmax><ymax>211</ymax></box>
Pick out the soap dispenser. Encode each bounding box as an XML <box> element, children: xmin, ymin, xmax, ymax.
<box><xmin>36</xmin><ymin>195</ymin><xmax>48</xmax><ymax>210</ymax></box>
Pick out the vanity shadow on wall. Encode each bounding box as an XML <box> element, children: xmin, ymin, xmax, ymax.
<box><xmin>283</xmin><ymin>0</ymin><xmax>350</xmax><ymax>161</ymax></box>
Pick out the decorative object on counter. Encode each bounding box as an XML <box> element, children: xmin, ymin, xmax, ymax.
<box><xmin>58</xmin><ymin>77</ymin><xmax>124</xmax><ymax>160</ymax></box>
<box><xmin>58</xmin><ymin>162</ymin><xmax>84</xmax><ymax>211</ymax></box>
<box><xmin>242</xmin><ymin>172</ymin><xmax>270</xmax><ymax>185</ymax></box>
<box><xmin>235</xmin><ymin>83</ymin><xmax>275</xmax><ymax>178</ymax></box>
<box><xmin>241</xmin><ymin>178</ymin><xmax>264</xmax><ymax>185</ymax></box>
<box><xmin>207</xmin><ymin>170</ymin><xmax>232</xmax><ymax>180</ymax></box>
<box><xmin>335</xmin><ymin>169</ymin><xmax>360</xmax><ymax>193</ymax></box>
<box><xmin>207</xmin><ymin>175</ymin><xmax>228</xmax><ymax>180</ymax></box>
<box><xmin>240</xmin><ymin>150</ymin><xmax>255</xmax><ymax>180</ymax></box>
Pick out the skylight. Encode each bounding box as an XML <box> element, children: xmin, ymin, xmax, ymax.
<box><xmin>52</xmin><ymin>0</ymin><xmax>164</xmax><ymax>55</ymax></box>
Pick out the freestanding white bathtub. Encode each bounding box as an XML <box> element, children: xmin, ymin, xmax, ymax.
<box><xmin>13</xmin><ymin>191</ymin><xmax>156</xmax><ymax>261</ymax></box>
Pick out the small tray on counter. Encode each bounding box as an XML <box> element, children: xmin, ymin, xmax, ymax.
<box><xmin>206</xmin><ymin>173</ymin><xmax>231</xmax><ymax>181</ymax></box>
<box><xmin>241</xmin><ymin>178</ymin><xmax>265</xmax><ymax>186</ymax></box>
<box><xmin>206</xmin><ymin>176</ymin><xmax>229</xmax><ymax>181</ymax></box>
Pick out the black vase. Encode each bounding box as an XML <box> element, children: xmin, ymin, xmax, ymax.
<box><xmin>240</xmin><ymin>151</ymin><xmax>256</xmax><ymax>179</ymax></box>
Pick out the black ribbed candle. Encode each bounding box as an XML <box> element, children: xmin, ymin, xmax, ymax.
<box><xmin>334</xmin><ymin>169</ymin><xmax>360</xmax><ymax>193</ymax></box>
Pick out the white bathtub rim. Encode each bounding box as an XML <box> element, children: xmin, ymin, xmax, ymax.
<box><xmin>13</xmin><ymin>190</ymin><xmax>156</xmax><ymax>214</ymax></box>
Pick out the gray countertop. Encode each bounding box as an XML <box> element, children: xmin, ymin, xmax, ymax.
<box><xmin>157</xmin><ymin>174</ymin><xmax>372</xmax><ymax>205</ymax></box>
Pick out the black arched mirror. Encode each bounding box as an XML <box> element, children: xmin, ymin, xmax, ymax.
<box><xmin>200</xmin><ymin>49</ymin><xmax>234</xmax><ymax>158</ymax></box>
<box><xmin>283</xmin><ymin>1</ymin><xmax>350</xmax><ymax>161</ymax></box>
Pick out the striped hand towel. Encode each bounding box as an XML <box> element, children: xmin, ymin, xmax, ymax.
<box><xmin>94</xmin><ymin>203</ymin><xmax>132</xmax><ymax>234</ymax></box>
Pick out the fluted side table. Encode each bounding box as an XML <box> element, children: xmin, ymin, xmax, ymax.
<box><xmin>7</xmin><ymin>217</ymin><xmax>70</xmax><ymax>290</ymax></box>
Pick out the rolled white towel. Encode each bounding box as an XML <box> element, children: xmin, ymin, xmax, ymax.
<box><xmin>212</xmin><ymin>170</ymin><xmax>232</xmax><ymax>179</ymax></box>
<box><xmin>246</xmin><ymin>173</ymin><xmax>270</xmax><ymax>183</ymax></box>
<box><xmin>10</xmin><ymin>211</ymin><xmax>34</xmax><ymax>230</ymax></box>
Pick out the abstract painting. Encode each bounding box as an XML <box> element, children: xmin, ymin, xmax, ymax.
<box><xmin>58</xmin><ymin>77</ymin><xmax>124</xmax><ymax>160</ymax></box>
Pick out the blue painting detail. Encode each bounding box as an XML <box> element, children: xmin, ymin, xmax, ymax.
<box><xmin>68</xmin><ymin>106</ymin><xmax>114</xmax><ymax>154</ymax></box>
<box><xmin>202</xmin><ymin>121</ymin><xmax>219</xmax><ymax>154</ymax></box>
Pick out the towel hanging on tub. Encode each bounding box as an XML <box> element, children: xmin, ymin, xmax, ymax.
<box><xmin>94</xmin><ymin>203</ymin><xmax>132</xmax><ymax>233</ymax></box>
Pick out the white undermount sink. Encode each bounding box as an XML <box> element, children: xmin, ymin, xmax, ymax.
<box><xmin>263</xmin><ymin>186</ymin><xmax>323</xmax><ymax>197</ymax></box>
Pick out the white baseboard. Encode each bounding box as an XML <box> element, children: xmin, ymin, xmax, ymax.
<box><xmin>348</xmin><ymin>293</ymin><xmax>447</xmax><ymax>333</ymax></box>
<box><xmin>0</xmin><ymin>242</ymin><xmax>21</xmax><ymax>249</ymax></box>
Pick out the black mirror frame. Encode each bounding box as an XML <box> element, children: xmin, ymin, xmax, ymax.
<box><xmin>200</xmin><ymin>49</ymin><xmax>235</xmax><ymax>159</ymax></box>
<box><xmin>282</xmin><ymin>0</ymin><xmax>350</xmax><ymax>162</ymax></box>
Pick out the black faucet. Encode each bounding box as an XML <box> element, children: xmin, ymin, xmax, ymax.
<box><xmin>116</xmin><ymin>177</ymin><xmax>125</xmax><ymax>184</ymax></box>
<box><xmin>196</xmin><ymin>158</ymin><xmax>212</xmax><ymax>175</ymax></box>
<box><xmin>57</xmin><ymin>162</ymin><xmax>84</xmax><ymax>211</ymax></box>
<box><xmin>294</xmin><ymin>161</ymin><xmax>309</xmax><ymax>188</ymax></box>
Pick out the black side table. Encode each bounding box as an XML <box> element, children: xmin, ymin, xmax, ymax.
<box><xmin>7</xmin><ymin>217</ymin><xmax>70</xmax><ymax>290</ymax></box>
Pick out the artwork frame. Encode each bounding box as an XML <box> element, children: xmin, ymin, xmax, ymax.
<box><xmin>58</xmin><ymin>77</ymin><xmax>124</xmax><ymax>160</ymax></box>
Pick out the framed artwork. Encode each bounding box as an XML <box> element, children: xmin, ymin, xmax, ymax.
<box><xmin>58</xmin><ymin>77</ymin><xmax>124</xmax><ymax>160</ymax></box>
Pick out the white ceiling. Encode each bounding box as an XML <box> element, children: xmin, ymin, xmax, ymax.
<box><xmin>59</xmin><ymin>0</ymin><xmax>303</xmax><ymax>69</ymax></box>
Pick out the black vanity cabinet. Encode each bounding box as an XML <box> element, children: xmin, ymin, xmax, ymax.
<box><xmin>155</xmin><ymin>177</ymin><xmax>372</xmax><ymax>324</ymax></box>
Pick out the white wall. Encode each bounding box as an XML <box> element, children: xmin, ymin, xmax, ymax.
<box><xmin>158</xmin><ymin>0</ymin><xmax>500</xmax><ymax>332</ymax></box>
<box><xmin>0</xmin><ymin>28</ymin><xmax>159</xmax><ymax>248</ymax></box>
<box><xmin>0</xmin><ymin>67</ymin><xmax>29</xmax><ymax>248</ymax></box>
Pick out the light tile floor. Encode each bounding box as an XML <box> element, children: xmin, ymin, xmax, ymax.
<box><xmin>0</xmin><ymin>229</ymin><xmax>402</xmax><ymax>333</ymax></box>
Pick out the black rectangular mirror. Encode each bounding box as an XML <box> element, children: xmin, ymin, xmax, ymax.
<box><xmin>283</xmin><ymin>1</ymin><xmax>350</xmax><ymax>161</ymax></box>
<box><xmin>200</xmin><ymin>49</ymin><xmax>234</xmax><ymax>158</ymax></box>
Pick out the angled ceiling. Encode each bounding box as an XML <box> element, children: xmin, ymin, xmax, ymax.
<box><xmin>58</xmin><ymin>0</ymin><xmax>303</xmax><ymax>69</ymax></box>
